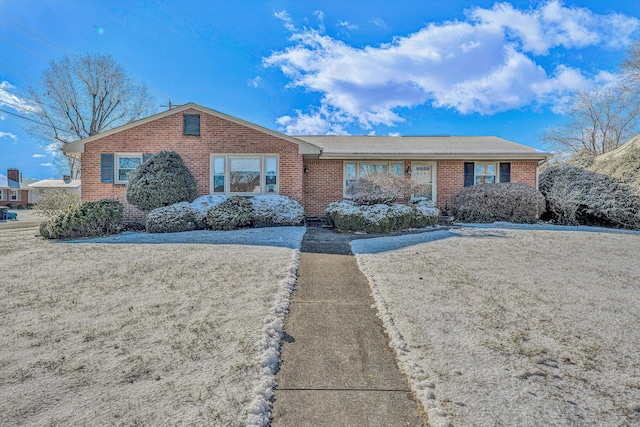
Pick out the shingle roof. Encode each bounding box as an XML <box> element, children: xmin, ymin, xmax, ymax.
<box><xmin>0</xmin><ymin>174</ymin><xmax>29</xmax><ymax>190</ymax></box>
<box><xmin>28</xmin><ymin>179</ymin><xmax>81</xmax><ymax>188</ymax></box>
<box><xmin>294</xmin><ymin>135</ymin><xmax>550</xmax><ymax>160</ymax></box>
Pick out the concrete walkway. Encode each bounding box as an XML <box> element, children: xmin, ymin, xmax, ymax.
<box><xmin>272</xmin><ymin>228</ymin><xmax>425</xmax><ymax>427</ymax></box>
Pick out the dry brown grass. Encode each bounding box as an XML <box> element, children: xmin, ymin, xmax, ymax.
<box><xmin>354</xmin><ymin>228</ymin><xmax>640</xmax><ymax>427</ymax></box>
<box><xmin>0</xmin><ymin>227</ymin><xmax>298</xmax><ymax>426</ymax></box>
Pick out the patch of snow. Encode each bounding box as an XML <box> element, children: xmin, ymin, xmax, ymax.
<box><xmin>190</xmin><ymin>194</ymin><xmax>228</xmax><ymax>221</ymax></box>
<box><xmin>250</xmin><ymin>195</ymin><xmax>304</xmax><ymax>226</ymax></box>
<box><xmin>70</xmin><ymin>227</ymin><xmax>306</xmax><ymax>249</ymax></box>
<box><xmin>246</xmin><ymin>248</ymin><xmax>300</xmax><ymax>426</ymax></box>
<box><xmin>457</xmin><ymin>221</ymin><xmax>640</xmax><ymax>235</ymax></box>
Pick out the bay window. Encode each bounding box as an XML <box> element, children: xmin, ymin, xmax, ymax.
<box><xmin>211</xmin><ymin>155</ymin><xmax>279</xmax><ymax>195</ymax></box>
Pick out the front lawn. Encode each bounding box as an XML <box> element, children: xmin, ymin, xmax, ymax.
<box><xmin>0</xmin><ymin>227</ymin><xmax>304</xmax><ymax>426</ymax></box>
<box><xmin>352</xmin><ymin>227</ymin><xmax>640</xmax><ymax>427</ymax></box>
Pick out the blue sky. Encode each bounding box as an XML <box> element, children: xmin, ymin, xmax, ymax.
<box><xmin>1</xmin><ymin>0</ymin><xmax>640</xmax><ymax>179</ymax></box>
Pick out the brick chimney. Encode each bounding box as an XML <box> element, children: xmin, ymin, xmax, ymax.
<box><xmin>7</xmin><ymin>169</ymin><xmax>20</xmax><ymax>183</ymax></box>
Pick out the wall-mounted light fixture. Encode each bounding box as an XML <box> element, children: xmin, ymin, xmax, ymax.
<box><xmin>405</xmin><ymin>165</ymin><xmax>412</xmax><ymax>176</ymax></box>
<box><xmin>304</xmin><ymin>166</ymin><xmax>310</xmax><ymax>174</ymax></box>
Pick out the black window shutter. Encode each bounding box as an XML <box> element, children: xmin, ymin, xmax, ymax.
<box><xmin>500</xmin><ymin>163</ymin><xmax>511</xmax><ymax>183</ymax></box>
<box><xmin>101</xmin><ymin>154</ymin><xmax>114</xmax><ymax>183</ymax></box>
<box><xmin>464</xmin><ymin>162</ymin><xmax>474</xmax><ymax>187</ymax></box>
<box><xmin>184</xmin><ymin>114</ymin><xmax>200</xmax><ymax>136</ymax></box>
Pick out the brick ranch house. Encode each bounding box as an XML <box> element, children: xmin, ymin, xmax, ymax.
<box><xmin>62</xmin><ymin>103</ymin><xmax>550</xmax><ymax>221</ymax></box>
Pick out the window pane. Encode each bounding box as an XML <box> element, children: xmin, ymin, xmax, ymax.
<box><xmin>213</xmin><ymin>175</ymin><xmax>225</xmax><ymax>193</ymax></box>
<box><xmin>119</xmin><ymin>169</ymin><xmax>133</xmax><ymax>181</ymax></box>
<box><xmin>119</xmin><ymin>157</ymin><xmax>141</xmax><ymax>169</ymax></box>
<box><xmin>230</xmin><ymin>158</ymin><xmax>261</xmax><ymax>193</ymax></box>
<box><xmin>265</xmin><ymin>157</ymin><xmax>277</xmax><ymax>175</ymax></box>
<box><xmin>391</xmin><ymin>163</ymin><xmax>403</xmax><ymax>176</ymax></box>
<box><xmin>214</xmin><ymin>157</ymin><xmax>225</xmax><ymax>174</ymax></box>
<box><xmin>345</xmin><ymin>163</ymin><xmax>356</xmax><ymax>180</ymax></box>
<box><xmin>230</xmin><ymin>158</ymin><xmax>260</xmax><ymax>173</ymax></box>
<box><xmin>360</xmin><ymin>164</ymin><xmax>387</xmax><ymax>176</ymax></box>
<box><xmin>476</xmin><ymin>163</ymin><xmax>495</xmax><ymax>175</ymax></box>
<box><xmin>476</xmin><ymin>176</ymin><xmax>495</xmax><ymax>184</ymax></box>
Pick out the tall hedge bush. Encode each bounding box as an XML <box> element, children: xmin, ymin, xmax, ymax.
<box><xmin>451</xmin><ymin>183</ymin><xmax>545</xmax><ymax>224</ymax></box>
<box><xmin>539</xmin><ymin>165</ymin><xmax>640</xmax><ymax>229</ymax></box>
<box><xmin>126</xmin><ymin>151</ymin><xmax>197</xmax><ymax>211</ymax></box>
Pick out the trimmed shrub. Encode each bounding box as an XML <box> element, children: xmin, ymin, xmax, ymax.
<box><xmin>539</xmin><ymin>165</ymin><xmax>640</xmax><ymax>229</ymax></box>
<box><xmin>16</xmin><ymin>204</ymin><xmax>24</xmax><ymax>209</ymax></box>
<box><xmin>146</xmin><ymin>202</ymin><xmax>200</xmax><ymax>233</ymax></box>
<box><xmin>6</xmin><ymin>203</ymin><xmax>13</xmax><ymax>209</ymax></box>
<box><xmin>40</xmin><ymin>199</ymin><xmax>123</xmax><ymax>239</ymax></box>
<box><xmin>206</xmin><ymin>196</ymin><xmax>253</xmax><ymax>230</ymax></box>
<box><xmin>126</xmin><ymin>151</ymin><xmax>197</xmax><ymax>211</ymax></box>
<box><xmin>191</xmin><ymin>195</ymin><xmax>227</xmax><ymax>227</ymax></box>
<box><xmin>250</xmin><ymin>195</ymin><xmax>304</xmax><ymax>227</ymax></box>
<box><xmin>451</xmin><ymin>183</ymin><xmax>545</xmax><ymax>224</ymax></box>
<box><xmin>326</xmin><ymin>201</ymin><xmax>423</xmax><ymax>233</ymax></box>
<box><xmin>346</xmin><ymin>173</ymin><xmax>432</xmax><ymax>205</ymax></box>
<box><xmin>26</xmin><ymin>203</ymin><xmax>34</xmax><ymax>209</ymax></box>
<box><xmin>408</xmin><ymin>198</ymin><xmax>440</xmax><ymax>228</ymax></box>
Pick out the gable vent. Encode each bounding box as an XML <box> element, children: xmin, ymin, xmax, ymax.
<box><xmin>183</xmin><ymin>114</ymin><xmax>200</xmax><ymax>136</ymax></box>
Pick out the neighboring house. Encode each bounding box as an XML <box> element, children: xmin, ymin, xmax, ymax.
<box><xmin>28</xmin><ymin>177</ymin><xmax>81</xmax><ymax>204</ymax></box>
<box><xmin>62</xmin><ymin>103</ymin><xmax>550</xmax><ymax>220</ymax></box>
<box><xmin>0</xmin><ymin>169</ymin><xmax>32</xmax><ymax>208</ymax></box>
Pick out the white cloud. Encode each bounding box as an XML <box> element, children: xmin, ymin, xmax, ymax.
<box><xmin>40</xmin><ymin>163</ymin><xmax>53</xmax><ymax>167</ymax></box>
<box><xmin>32</xmin><ymin>153</ymin><xmax>45</xmax><ymax>158</ymax></box>
<box><xmin>0</xmin><ymin>81</ymin><xmax>39</xmax><ymax>114</ymax></box>
<box><xmin>274</xmin><ymin>10</ymin><xmax>296</xmax><ymax>32</ymax></box>
<box><xmin>337</xmin><ymin>20</ymin><xmax>358</xmax><ymax>31</ymax></box>
<box><xmin>247</xmin><ymin>76</ymin><xmax>263</xmax><ymax>88</ymax></box>
<box><xmin>468</xmin><ymin>1</ymin><xmax>640</xmax><ymax>54</ymax></box>
<box><xmin>370</xmin><ymin>18</ymin><xmax>387</xmax><ymax>30</ymax></box>
<box><xmin>0</xmin><ymin>131</ymin><xmax>18</xmax><ymax>143</ymax></box>
<box><xmin>45</xmin><ymin>142</ymin><xmax>63</xmax><ymax>153</ymax></box>
<box><xmin>266</xmin><ymin>1</ymin><xmax>640</xmax><ymax>134</ymax></box>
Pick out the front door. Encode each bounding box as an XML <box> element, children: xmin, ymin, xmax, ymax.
<box><xmin>411</xmin><ymin>162</ymin><xmax>436</xmax><ymax>201</ymax></box>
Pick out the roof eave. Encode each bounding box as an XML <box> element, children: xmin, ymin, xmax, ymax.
<box><xmin>314</xmin><ymin>152</ymin><xmax>551</xmax><ymax>161</ymax></box>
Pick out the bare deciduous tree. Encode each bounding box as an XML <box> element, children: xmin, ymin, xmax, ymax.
<box><xmin>27</xmin><ymin>53</ymin><xmax>156</xmax><ymax>177</ymax></box>
<box><xmin>541</xmin><ymin>85</ymin><xmax>640</xmax><ymax>158</ymax></box>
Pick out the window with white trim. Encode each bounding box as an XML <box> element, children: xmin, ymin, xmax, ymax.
<box><xmin>475</xmin><ymin>163</ymin><xmax>496</xmax><ymax>184</ymax></box>
<box><xmin>344</xmin><ymin>161</ymin><xmax>403</xmax><ymax>195</ymax></box>
<box><xmin>115</xmin><ymin>154</ymin><xmax>143</xmax><ymax>184</ymax></box>
<box><xmin>210</xmin><ymin>155</ymin><xmax>279</xmax><ymax>195</ymax></box>
<box><xmin>464</xmin><ymin>162</ymin><xmax>510</xmax><ymax>187</ymax></box>
<box><xmin>0</xmin><ymin>189</ymin><xmax>6</xmax><ymax>201</ymax></box>
<box><xmin>10</xmin><ymin>190</ymin><xmax>21</xmax><ymax>201</ymax></box>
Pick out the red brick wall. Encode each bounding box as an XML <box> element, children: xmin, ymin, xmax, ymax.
<box><xmin>436</xmin><ymin>161</ymin><xmax>465</xmax><ymax>212</ymax></box>
<box><xmin>81</xmin><ymin>108</ymin><xmax>303</xmax><ymax>220</ymax></box>
<box><xmin>302</xmin><ymin>159</ymin><xmax>343</xmax><ymax>216</ymax></box>
<box><xmin>510</xmin><ymin>161</ymin><xmax>538</xmax><ymax>187</ymax></box>
<box><xmin>436</xmin><ymin>160</ymin><xmax>539</xmax><ymax>212</ymax></box>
